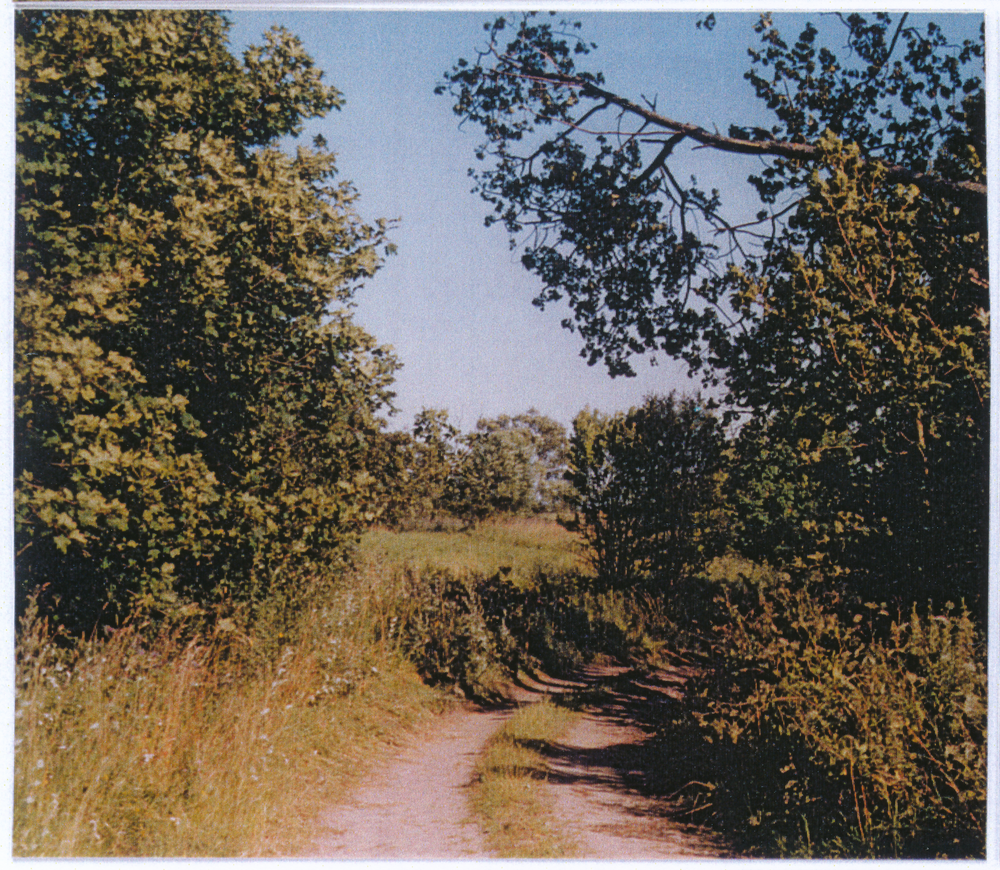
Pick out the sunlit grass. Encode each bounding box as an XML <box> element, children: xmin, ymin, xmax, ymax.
<box><xmin>13</xmin><ymin>567</ymin><xmax>446</xmax><ymax>858</ymax></box>
<box><xmin>470</xmin><ymin>699</ymin><xmax>578</xmax><ymax>858</ymax></box>
<box><xmin>360</xmin><ymin>515</ymin><xmax>589</xmax><ymax>579</ymax></box>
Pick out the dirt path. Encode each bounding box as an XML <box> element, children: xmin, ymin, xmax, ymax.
<box><xmin>305</xmin><ymin>666</ymin><xmax>727</xmax><ymax>860</ymax></box>
<box><xmin>547</xmin><ymin>711</ymin><xmax>724</xmax><ymax>858</ymax></box>
<box><xmin>305</xmin><ymin>703</ymin><xmax>509</xmax><ymax>859</ymax></box>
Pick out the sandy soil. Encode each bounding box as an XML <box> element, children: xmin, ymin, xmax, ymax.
<box><xmin>547</xmin><ymin>711</ymin><xmax>725</xmax><ymax>858</ymax></box>
<box><xmin>305</xmin><ymin>666</ymin><xmax>727</xmax><ymax>860</ymax></box>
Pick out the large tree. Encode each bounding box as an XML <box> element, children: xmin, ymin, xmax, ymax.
<box><xmin>16</xmin><ymin>11</ymin><xmax>396</xmax><ymax>630</ymax></box>
<box><xmin>440</xmin><ymin>12</ymin><xmax>988</xmax><ymax>608</ymax></box>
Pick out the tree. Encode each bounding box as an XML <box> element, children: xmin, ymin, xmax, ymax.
<box><xmin>16</xmin><ymin>10</ymin><xmax>396</xmax><ymax>630</ymax></box>
<box><xmin>566</xmin><ymin>394</ymin><xmax>726</xmax><ymax>589</ymax></box>
<box><xmin>406</xmin><ymin>408</ymin><xmax>461</xmax><ymax>522</ymax></box>
<box><xmin>440</xmin><ymin>13</ymin><xmax>987</xmax><ymax>608</ymax></box>
<box><xmin>446</xmin><ymin>410</ymin><xmax>570</xmax><ymax>523</ymax></box>
<box><xmin>448</xmin><ymin>425</ymin><xmax>537</xmax><ymax>523</ymax></box>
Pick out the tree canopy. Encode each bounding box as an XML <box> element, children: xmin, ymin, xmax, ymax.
<box><xmin>16</xmin><ymin>10</ymin><xmax>396</xmax><ymax>630</ymax></box>
<box><xmin>440</xmin><ymin>12</ymin><xmax>988</xmax><ymax>609</ymax></box>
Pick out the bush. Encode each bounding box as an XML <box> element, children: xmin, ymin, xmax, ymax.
<box><xmin>687</xmin><ymin>568</ymin><xmax>986</xmax><ymax>858</ymax></box>
<box><xmin>395</xmin><ymin>569</ymin><xmax>501</xmax><ymax>698</ymax></box>
<box><xmin>393</xmin><ymin>566</ymin><xmax>658</xmax><ymax>697</ymax></box>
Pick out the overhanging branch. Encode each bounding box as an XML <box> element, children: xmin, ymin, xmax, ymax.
<box><xmin>502</xmin><ymin>63</ymin><xmax>987</xmax><ymax>208</ymax></box>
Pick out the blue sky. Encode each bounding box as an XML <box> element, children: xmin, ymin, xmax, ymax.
<box><xmin>225</xmin><ymin>9</ymin><xmax>985</xmax><ymax>433</ymax></box>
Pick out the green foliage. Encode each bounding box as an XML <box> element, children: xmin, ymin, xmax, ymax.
<box><xmin>440</xmin><ymin>12</ymin><xmax>988</xmax><ymax>611</ymax></box>
<box><xmin>566</xmin><ymin>394</ymin><xmax>727</xmax><ymax>589</ymax></box>
<box><xmin>395</xmin><ymin>570</ymin><xmax>500</xmax><ymax>698</ymax></box>
<box><xmin>15</xmin><ymin>10</ymin><xmax>396</xmax><ymax>630</ymax></box>
<box><xmin>447</xmin><ymin>410</ymin><xmax>569</xmax><ymax>523</ymax></box>
<box><xmin>391</xmin><ymin>562</ymin><xmax>655</xmax><ymax>698</ymax></box>
<box><xmin>448</xmin><ymin>426</ymin><xmax>537</xmax><ymax>522</ymax></box>
<box><xmin>370</xmin><ymin>409</ymin><xmax>570</xmax><ymax>528</ymax></box>
<box><xmin>686</xmin><ymin>567</ymin><xmax>986</xmax><ymax>858</ymax></box>
<box><xmin>725</xmin><ymin>128</ymin><xmax>988</xmax><ymax>607</ymax></box>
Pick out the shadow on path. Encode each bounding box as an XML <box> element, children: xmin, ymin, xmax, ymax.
<box><xmin>528</xmin><ymin>662</ymin><xmax>732</xmax><ymax>858</ymax></box>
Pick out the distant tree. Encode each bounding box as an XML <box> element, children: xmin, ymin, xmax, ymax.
<box><xmin>441</xmin><ymin>12</ymin><xmax>987</xmax><ymax>609</ymax></box>
<box><xmin>446</xmin><ymin>410</ymin><xmax>571</xmax><ymax>523</ymax></box>
<box><xmin>15</xmin><ymin>11</ymin><xmax>396</xmax><ymax>630</ymax></box>
<box><xmin>407</xmin><ymin>408</ymin><xmax>461</xmax><ymax>521</ymax></box>
<box><xmin>566</xmin><ymin>395</ymin><xmax>726</xmax><ymax>589</ymax></box>
<box><xmin>448</xmin><ymin>425</ymin><xmax>537</xmax><ymax>523</ymax></box>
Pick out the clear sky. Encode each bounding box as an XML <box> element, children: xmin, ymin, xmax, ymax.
<box><xmin>225</xmin><ymin>9</ymin><xmax>985</xmax><ymax>433</ymax></box>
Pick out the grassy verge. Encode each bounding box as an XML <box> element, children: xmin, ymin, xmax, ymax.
<box><xmin>470</xmin><ymin>699</ymin><xmax>578</xmax><ymax>858</ymax></box>
<box><xmin>14</xmin><ymin>565</ymin><xmax>448</xmax><ymax>858</ymax></box>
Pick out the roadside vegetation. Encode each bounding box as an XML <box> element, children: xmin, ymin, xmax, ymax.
<box><xmin>15</xmin><ymin>8</ymin><xmax>987</xmax><ymax>862</ymax></box>
<box><xmin>14</xmin><ymin>567</ymin><xmax>444</xmax><ymax>857</ymax></box>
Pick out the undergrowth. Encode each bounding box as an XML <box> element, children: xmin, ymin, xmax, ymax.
<box><xmin>665</xmin><ymin>559</ymin><xmax>987</xmax><ymax>859</ymax></box>
<box><xmin>391</xmin><ymin>564</ymin><xmax>659</xmax><ymax>698</ymax></box>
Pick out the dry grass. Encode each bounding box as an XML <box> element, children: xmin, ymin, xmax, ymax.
<box><xmin>13</xmin><ymin>567</ymin><xmax>446</xmax><ymax>858</ymax></box>
<box><xmin>470</xmin><ymin>698</ymin><xmax>578</xmax><ymax>858</ymax></box>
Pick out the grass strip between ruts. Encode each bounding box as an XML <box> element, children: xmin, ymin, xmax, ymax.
<box><xmin>470</xmin><ymin>697</ymin><xmax>579</xmax><ymax>858</ymax></box>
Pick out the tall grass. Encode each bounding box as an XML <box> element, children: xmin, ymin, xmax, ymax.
<box><xmin>14</xmin><ymin>566</ymin><xmax>444</xmax><ymax>857</ymax></box>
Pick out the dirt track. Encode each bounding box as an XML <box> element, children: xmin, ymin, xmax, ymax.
<box><xmin>306</xmin><ymin>666</ymin><xmax>727</xmax><ymax>860</ymax></box>
<box><xmin>305</xmin><ymin>704</ymin><xmax>510</xmax><ymax>858</ymax></box>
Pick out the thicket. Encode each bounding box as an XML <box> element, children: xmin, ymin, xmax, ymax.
<box><xmin>393</xmin><ymin>566</ymin><xmax>658</xmax><ymax>699</ymax></box>
<box><xmin>565</xmin><ymin>393</ymin><xmax>727</xmax><ymax>590</ymax></box>
<box><xmin>664</xmin><ymin>560</ymin><xmax>987</xmax><ymax>858</ymax></box>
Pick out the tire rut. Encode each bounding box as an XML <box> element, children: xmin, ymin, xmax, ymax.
<box><xmin>305</xmin><ymin>704</ymin><xmax>509</xmax><ymax>859</ymax></box>
<box><xmin>304</xmin><ymin>665</ymin><xmax>727</xmax><ymax>860</ymax></box>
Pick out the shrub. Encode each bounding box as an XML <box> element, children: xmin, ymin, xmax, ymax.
<box><xmin>393</xmin><ymin>566</ymin><xmax>658</xmax><ymax>696</ymax></box>
<box><xmin>395</xmin><ymin>569</ymin><xmax>501</xmax><ymax>698</ymax></box>
<box><xmin>688</xmin><ymin>568</ymin><xmax>986</xmax><ymax>857</ymax></box>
